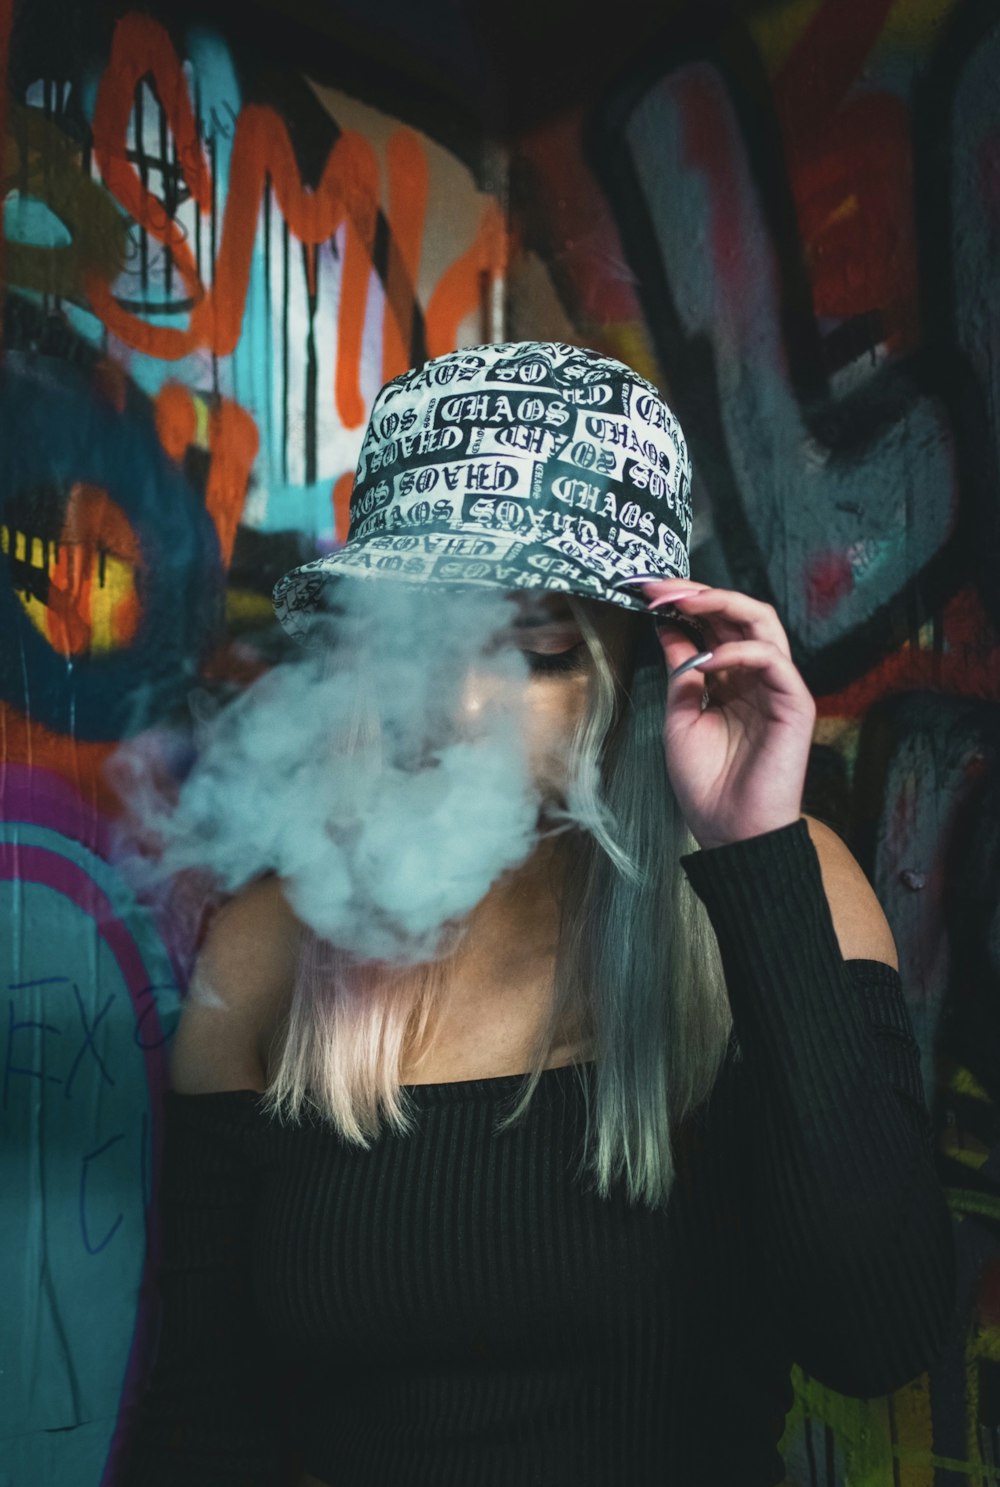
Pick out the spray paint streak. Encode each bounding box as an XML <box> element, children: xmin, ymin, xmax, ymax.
<box><xmin>84</xmin><ymin>15</ymin><xmax>505</xmax><ymax>433</ymax></box>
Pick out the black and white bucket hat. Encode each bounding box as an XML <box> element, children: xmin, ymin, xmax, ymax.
<box><xmin>272</xmin><ymin>340</ymin><xmax>693</xmax><ymax>641</ymax></box>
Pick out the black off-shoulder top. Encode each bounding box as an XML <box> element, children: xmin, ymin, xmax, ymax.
<box><xmin>119</xmin><ymin>819</ymin><xmax>956</xmax><ymax>1487</ymax></box>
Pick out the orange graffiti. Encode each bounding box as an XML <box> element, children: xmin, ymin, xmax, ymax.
<box><xmin>205</xmin><ymin>401</ymin><xmax>259</xmax><ymax>567</ymax></box>
<box><xmin>85</xmin><ymin>14</ymin><xmax>506</xmax><ymax>428</ymax></box>
<box><xmin>86</xmin><ymin>13</ymin><xmax>210</xmax><ymax>357</ymax></box>
<box><xmin>155</xmin><ymin>382</ymin><xmax>258</xmax><ymax>567</ymax></box>
<box><xmin>199</xmin><ymin>102</ymin><xmax>380</xmax><ymax>428</ymax></box>
<box><xmin>816</xmin><ymin>586</ymin><xmax>1000</xmax><ymax>715</ymax></box>
<box><xmin>425</xmin><ymin>198</ymin><xmax>507</xmax><ymax>357</ymax></box>
<box><xmin>88</xmin><ymin>13</ymin><xmax>380</xmax><ymax>430</ymax></box>
<box><xmin>154</xmin><ymin>382</ymin><xmax>198</xmax><ymax>462</ymax></box>
<box><xmin>0</xmin><ymin>702</ymin><xmax>121</xmax><ymax>809</ymax></box>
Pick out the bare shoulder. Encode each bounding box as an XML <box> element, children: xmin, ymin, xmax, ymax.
<box><xmin>169</xmin><ymin>875</ymin><xmax>303</xmax><ymax>1094</ymax></box>
<box><xmin>801</xmin><ymin>815</ymin><xmax>899</xmax><ymax>971</ymax></box>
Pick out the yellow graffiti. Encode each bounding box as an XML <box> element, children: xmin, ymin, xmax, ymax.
<box><xmin>15</xmin><ymin>550</ymin><xmax>137</xmax><ymax>656</ymax></box>
<box><xmin>749</xmin><ymin>0</ymin><xmax>825</xmax><ymax>75</ymax></box>
<box><xmin>775</xmin><ymin>1183</ymin><xmax>1000</xmax><ymax>1485</ymax></box>
<box><xmin>749</xmin><ymin>0</ymin><xmax>966</xmax><ymax>76</ymax></box>
<box><xmin>943</xmin><ymin>1143</ymin><xmax>992</xmax><ymax>1172</ymax></box>
<box><xmin>2</xmin><ymin>517</ymin><xmax>142</xmax><ymax>657</ymax></box>
<box><xmin>599</xmin><ymin>322</ymin><xmax>664</xmax><ymax>395</ymax></box>
<box><xmin>889</xmin><ymin>1377</ymin><xmax>935</xmax><ymax>1487</ymax></box>
<box><xmin>948</xmin><ymin>1188</ymin><xmax>1000</xmax><ymax>1225</ymax></box>
<box><xmin>225</xmin><ymin>588</ymin><xmax>275</xmax><ymax>626</ymax></box>
<box><xmin>779</xmin><ymin>1362</ymin><xmax>1000</xmax><ymax>1483</ymax></box>
<box><xmin>949</xmin><ymin>1066</ymin><xmax>992</xmax><ymax>1102</ymax></box>
<box><xmin>781</xmin><ymin>1370</ymin><xmax>897</xmax><ymax>1482</ymax></box>
<box><xmin>880</xmin><ymin>0</ymin><xmax>966</xmax><ymax>53</ymax></box>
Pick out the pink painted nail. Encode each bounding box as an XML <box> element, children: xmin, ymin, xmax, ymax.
<box><xmin>647</xmin><ymin>592</ymin><xmax>701</xmax><ymax>609</ymax></box>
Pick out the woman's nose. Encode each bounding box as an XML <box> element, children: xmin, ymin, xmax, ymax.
<box><xmin>456</xmin><ymin>657</ymin><xmax>520</xmax><ymax>729</ymax></box>
<box><xmin>458</xmin><ymin>667</ymin><xmax>499</xmax><ymax>721</ymax></box>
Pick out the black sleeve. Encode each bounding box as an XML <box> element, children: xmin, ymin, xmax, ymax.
<box><xmin>118</xmin><ymin>1090</ymin><xmax>301</xmax><ymax>1486</ymax></box>
<box><xmin>680</xmin><ymin>817</ymin><xmax>957</xmax><ymax>1399</ymax></box>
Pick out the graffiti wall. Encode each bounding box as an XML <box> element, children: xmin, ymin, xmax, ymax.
<box><xmin>0</xmin><ymin>6</ymin><xmax>510</xmax><ymax>1483</ymax></box>
<box><xmin>1</xmin><ymin>0</ymin><xmax>997</xmax><ymax>1482</ymax></box>
<box><xmin>516</xmin><ymin>1</ymin><xmax>996</xmax><ymax>1480</ymax></box>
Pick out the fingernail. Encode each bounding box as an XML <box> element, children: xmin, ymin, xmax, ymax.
<box><xmin>610</xmin><ymin>573</ymin><xmax>677</xmax><ymax>587</ymax></box>
<box><xmin>668</xmin><ymin>650</ymin><xmax>714</xmax><ymax>681</ymax></box>
<box><xmin>654</xmin><ymin>610</ymin><xmax>704</xmax><ymax>639</ymax></box>
<box><xmin>648</xmin><ymin>592</ymin><xmax>701</xmax><ymax>608</ymax></box>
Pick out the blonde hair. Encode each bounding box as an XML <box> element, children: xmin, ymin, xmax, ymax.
<box><xmin>260</xmin><ymin>596</ymin><xmax>734</xmax><ymax>1211</ymax></box>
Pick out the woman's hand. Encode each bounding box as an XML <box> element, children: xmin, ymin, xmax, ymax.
<box><xmin>620</xmin><ymin>578</ymin><xmax>818</xmax><ymax>851</ymax></box>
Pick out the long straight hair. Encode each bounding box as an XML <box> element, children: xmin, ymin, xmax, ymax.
<box><xmin>260</xmin><ymin>596</ymin><xmax>735</xmax><ymax>1211</ymax></box>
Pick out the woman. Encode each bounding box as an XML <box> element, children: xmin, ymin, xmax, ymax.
<box><xmin>122</xmin><ymin>342</ymin><xmax>955</xmax><ymax>1487</ymax></box>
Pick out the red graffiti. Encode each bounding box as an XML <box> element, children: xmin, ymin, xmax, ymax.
<box><xmin>816</xmin><ymin>586</ymin><xmax>1000</xmax><ymax>715</ymax></box>
<box><xmin>772</xmin><ymin>0</ymin><xmax>919</xmax><ymax>350</ymax></box>
<box><xmin>803</xmin><ymin>548</ymin><xmax>855</xmax><ymax>622</ymax></box>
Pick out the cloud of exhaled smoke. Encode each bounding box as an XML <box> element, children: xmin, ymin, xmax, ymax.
<box><xmin>109</xmin><ymin>577</ymin><xmax>564</xmax><ymax>965</ymax></box>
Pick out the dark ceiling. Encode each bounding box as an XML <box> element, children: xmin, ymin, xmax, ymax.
<box><xmin>155</xmin><ymin>0</ymin><xmax>789</xmax><ymax>147</ymax></box>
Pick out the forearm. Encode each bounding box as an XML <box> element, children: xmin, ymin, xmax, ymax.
<box><xmin>681</xmin><ymin>819</ymin><xmax>956</xmax><ymax>1396</ymax></box>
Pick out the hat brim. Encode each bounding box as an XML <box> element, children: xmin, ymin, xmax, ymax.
<box><xmin>271</xmin><ymin>533</ymin><xmax>681</xmax><ymax>643</ymax></box>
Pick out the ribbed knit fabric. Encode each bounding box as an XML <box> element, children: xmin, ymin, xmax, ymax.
<box><xmin>119</xmin><ymin>819</ymin><xmax>956</xmax><ymax>1487</ymax></box>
